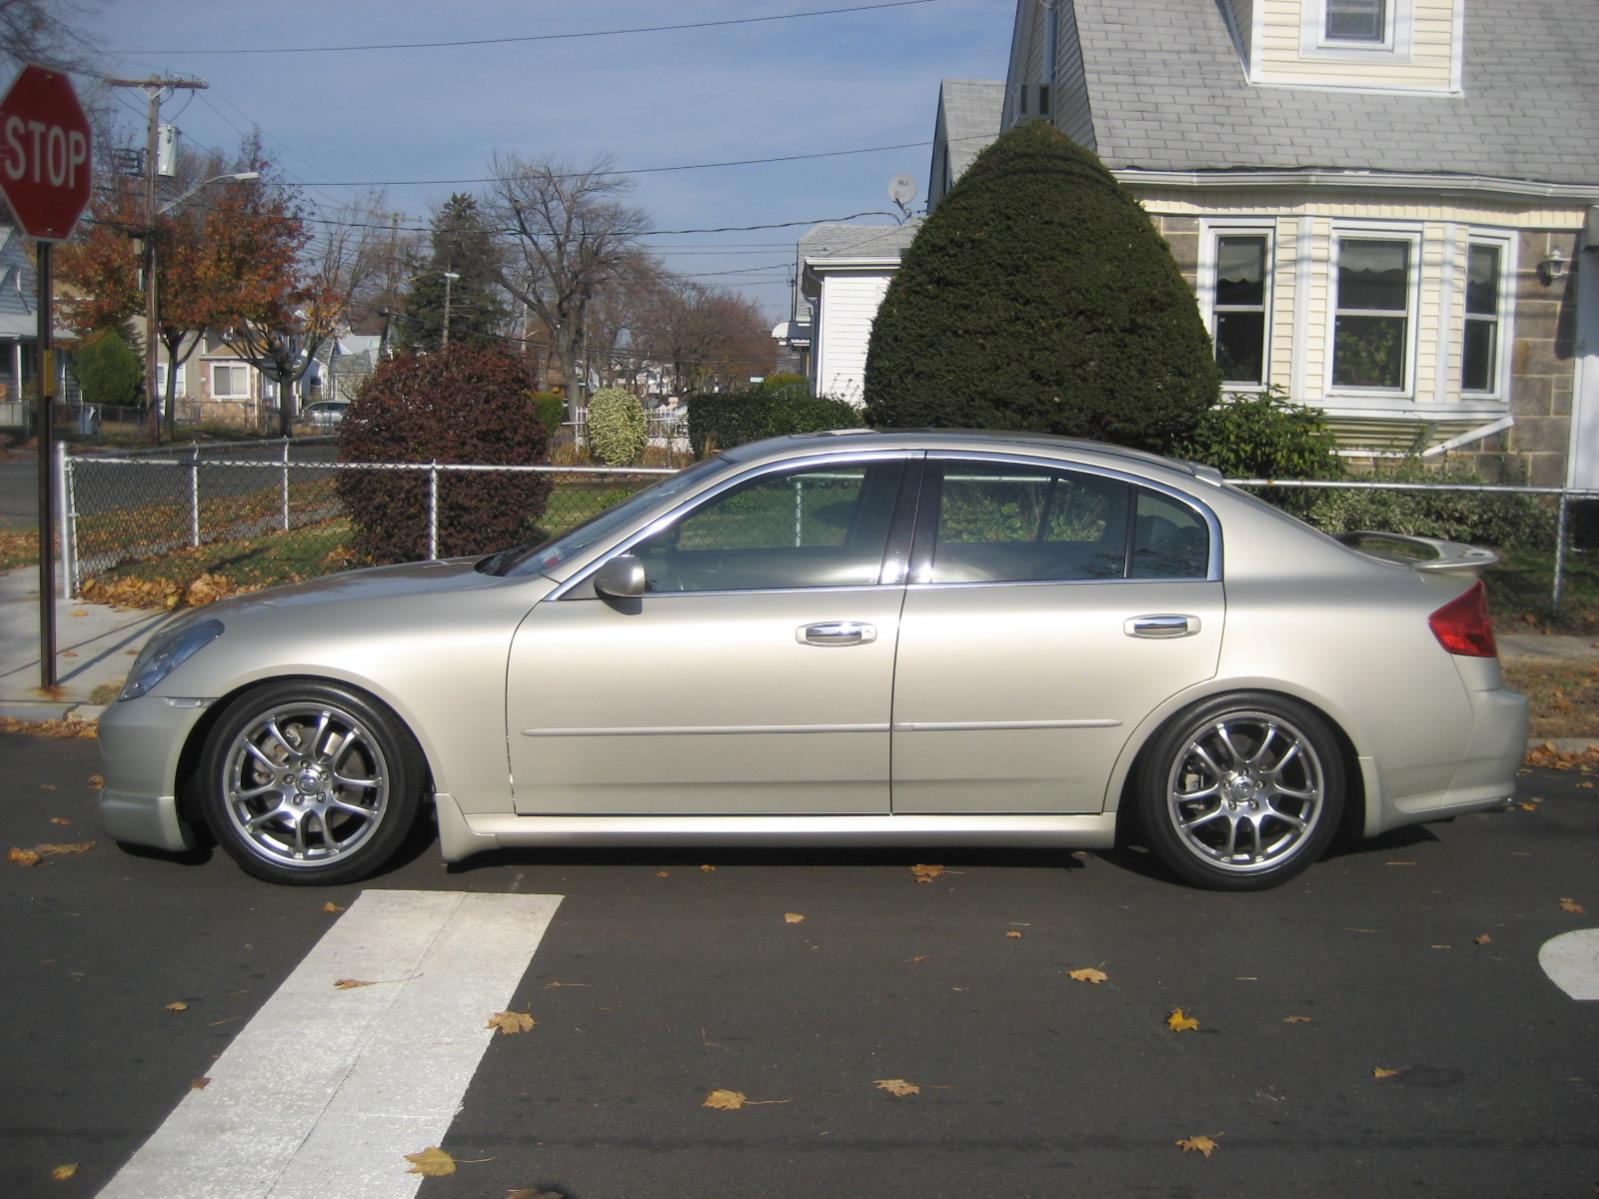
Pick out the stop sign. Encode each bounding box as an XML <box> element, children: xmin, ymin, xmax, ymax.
<box><xmin>0</xmin><ymin>63</ymin><xmax>93</xmax><ymax>241</ymax></box>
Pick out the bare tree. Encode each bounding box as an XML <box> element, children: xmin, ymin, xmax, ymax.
<box><xmin>634</xmin><ymin>278</ymin><xmax>777</xmax><ymax>395</ymax></box>
<box><xmin>1</xmin><ymin>0</ymin><xmax>103</xmax><ymax>75</ymax></box>
<box><xmin>484</xmin><ymin>153</ymin><xmax>649</xmax><ymax>421</ymax></box>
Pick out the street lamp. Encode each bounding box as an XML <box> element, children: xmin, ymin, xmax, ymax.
<box><xmin>441</xmin><ymin>271</ymin><xmax>460</xmax><ymax>348</ymax></box>
<box><xmin>144</xmin><ymin>170</ymin><xmax>260</xmax><ymax>442</ymax></box>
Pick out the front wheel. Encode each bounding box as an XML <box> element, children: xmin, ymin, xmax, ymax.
<box><xmin>1135</xmin><ymin>693</ymin><xmax>1344</xmax><ymax>891</ymax></box>
<box><xmin>198</xmin><ymin>681</ymin><xmax>427</xmax><ymax>885</ymax></box>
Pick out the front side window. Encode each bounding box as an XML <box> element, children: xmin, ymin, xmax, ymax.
<box><xmin>1462</xmin><ymin>242</ymin><xmax>1504</xmax><ymax>395</ymax></box>
<box><xmin>631</xmin><ymin>460</ymin><xmax>904</xmax><ymax>593</ymax></box>
<box><xmin>922</xmin><ymin>462</ymin><xmax>1131</xmax><ymax>584</ymax></box>
<box><xmin>1332</xmin><ymin>237</ymin><xmax>1412</xmax><ymax>391</ymax></box>
<box><xmin>210</xmin><ymin>362</ymin><xmax>250</xmax><ymax>400</ymax></box>
<box><xmin>1212</xmin><ymin>234</ymin><xmax>1270</xmax><ymax>385</ymax></box>
<box><xmin>1325</xmin><ymin>0</ymin><xmax>1385</xmax><ymax>41</ymax></box>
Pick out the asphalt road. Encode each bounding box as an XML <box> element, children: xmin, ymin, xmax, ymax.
<box><xmin>2</xmin><ymin>732</ymin><xmax>1596</xmax><ymax>1198</ymax></box>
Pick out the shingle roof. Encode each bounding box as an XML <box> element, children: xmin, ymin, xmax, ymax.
<box><xmin>1075</xmin><ymin>0</ymin><xmax>1599</xmax><ymax>186</ymax></box>
<box><xmin>798</xmin><ymin>221</ymin><xmax>923</xmax><ymax>262</ymax></box>
<box><xmin>937</xmin><ymin>79</ymin><xmax>1005</xmax><ymax>180</ymax></box>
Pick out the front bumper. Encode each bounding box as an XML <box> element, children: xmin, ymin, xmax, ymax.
<box><xmin>97</xmin><ymin>694</ymin><xmax>212</xmax><ymax>853</ymax></box>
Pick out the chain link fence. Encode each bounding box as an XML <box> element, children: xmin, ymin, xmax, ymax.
<box><xmin>57</xmin><ymin>441</ymin><xmax>1599</xmax><ymax>615</ymax></box>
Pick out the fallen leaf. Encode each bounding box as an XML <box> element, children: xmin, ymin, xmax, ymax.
<box><xmin>51</xmin><ymin>1164</ymin><xmax>78</xmax><ymax>1180</ymax></box>
<box><xmin>655</xmin><ymin>871</ymin><xmax>670</xmax><ymax>878</ymax></box>
<box><xmin>87</xmin><ymin>774</ymin><xmax>104</xmax><ymax>788</ymax></box>
<box><xmin>404</xmin><ymin>1147</ymin><xmax>456</xmax><ymax>1177</ymax></box>
<box><xmin>0</xmin><ymin>716</ymin><xmax>96</xmax><ymax>739</ymax></box>
<box><xmin>1067</xmin><ymin>968</ymin><xmax>1108</xmax><ymax>985</ymax></box>
<box><xmin>875</xmin><ymin>1078</ymin><xmax>921</xmax><ymax>1097</ymax></box>
<box><xmin>40</xmin><ymin>784</ymin><xmax>57</xmax><ymax>792</ymax></box>
<box><xmin>487</xmin><ymin>1010</ymin><xmax>535</xmax><ymax>1036</ymax></box>
<box><xmin>165</xmin><ymin>1001</ymin><xmax>188</xmax><ymax>1013</ymax></box>
<box><xmin>1560</xmin><ymin>898</ymin><xmax>1587</xmax><ymax>915</ymax></box>
<box><xmin>8</xmin><ymin>847</ymin><xmax>42</xmax><ymax>867</ymax></box>
<box><xmin>190</xmin><ymin>1077</ymin><xmax>211</xmax><ymax>1091</ymax></box>
<box><xmin>1168</xmin><ymin>1008</ymin><xmax>1200</xmax><ymax>1032</ymax></box>
<box><xmin>906</xmin><ymin>954</ymin><xmax>931</xmax><ymax>964</ymax></box>
<box><xmin>321</xmin><ymin>902</ymin><xmax>344</xmax><ymax>913</ymax></box>
<box><xmin>1283</xmin><ymin>1015</ymin><xmax>1313</xmax><ymax>1024</ymax></box>
<box><xmin>334</xmin><ymin>978</ymin><xmax>375</xmax><ymax>990</ymax></box>
<box><xmin>1372</xmin><ymin>1067</ymin><xmax>1404</xmax><ymax>1079</ymax></box>
<box><xmin>69</xmin><ymin>609</ymin><xmax>88</xmax><ymax>617</ymax></box>
<box><xmin>1005</xmin><ymin>930</ymin><xmax>1023</xmax><ymax>939</ymax></box>
<box><xmin>911</xmin><ymin>863</ymin><xmax>944</xmax><ymax>883</ymax></box>
<box><xmin>784</xmin><ymin>912</ymin><xmax>805</xmax><ymax>924</ymax></box>
<box><xmin>702</xmin><ymin>1089</ymin><xmax>789</xmax><ymax>1110</ymax></box>
<box><xmin>1518</xmin><ymin>802</ymin><xmax>1540</xmax><ymax>812</ymax></box>
<box><xmin>1386</xmin><ymin>859</ymin><xmax>1418</xmax><ymax>867</ymax></box>
<box><xmin>61</xmin><ymin>650</ymin><xmax>77</xmax><ymax>658</ymax></box>
<box><xmin>700</xmin><ymin>864</ymin><xmax>716</xmax><ymax>873</ymax></box>
<box><xmin>1429</xmin><ymin>944</ymin><xmax>1452</xmax><ymax>950</ymax></box>
<box><xmin>12</xmin><ymin>841</ymin><xmax>94</xmax><ymax>863</ymax></box>
<box><xmin>49</xmin><ymin>817</ymin><xmax>70</xmax><ymax>826</ymax></box>
<box><xmin>1474</xmin><ymin>934</ymin><xmax>1492</xmax><ymax>946</ymax></box>
<box><xmin>1176</xmin><ymin>1134</ymin><xmax>1221</xmax><ymax>1158</ymax></box>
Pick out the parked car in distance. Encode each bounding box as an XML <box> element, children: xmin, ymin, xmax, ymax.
<box><xmin>97</xmin><ymin>430</ymin><xmax>1528</xmax><ymax>890</ymax></box>
<box><xmin>297</xmin><ymin>401</ymin><xmax>348</xmax><ymax>429</ymax></box>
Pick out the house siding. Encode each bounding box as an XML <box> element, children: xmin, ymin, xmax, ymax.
<box><xmin>814</xmin><ymin>273</ymin><xmax>895</xmax><ymax>404</ymax></box>
<box><xmin>1055</xmin><ymin>2</ymin><xmax>1096</xmax><ymax>150</ymax></box>
<box><xmin>1255</xmin><ymin>0</ymin><xmax>1460</xmax><ymax>93</ymax></box>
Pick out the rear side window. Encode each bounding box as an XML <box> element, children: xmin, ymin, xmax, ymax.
<box><xmin>925</xmin><ymin>463</ymin><xmax>1131</xmax><ymax>583</ymax></box>
<box><xmin>1130</xmin><ymin>490</ymin><xmax>1210</xmax><ymax>579</ymax></box>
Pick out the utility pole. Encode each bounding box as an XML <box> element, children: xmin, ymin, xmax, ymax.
<box><xmin>108</xmin><ymin>76</ymin><xmax>207</xmax><ymax>444</ymax></box>
<box><xmin>441</xmin><ymin>271</ymin><xmax>459</xmax><ymax>348</ymax></box>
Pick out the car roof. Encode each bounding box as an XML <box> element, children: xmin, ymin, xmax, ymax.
<box><xmin>722</xmin><ymin>428</ymin><xmax>1223</xmax><ymax>485</ymax></box>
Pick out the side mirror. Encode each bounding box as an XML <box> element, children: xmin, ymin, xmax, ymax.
<box><xmin>592</xmin><ymin>554</ymin><xmax>646</xmax><ymax>600</ymax></box>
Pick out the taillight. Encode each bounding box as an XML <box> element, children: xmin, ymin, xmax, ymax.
<box><xmin>1428</xmin><ymin>581</ymin><xmax>1498</xmax><ymax>658</ymax></box>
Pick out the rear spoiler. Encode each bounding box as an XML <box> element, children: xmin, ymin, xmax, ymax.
<box><xmin>1334</xmin><ymin>531</ymin><xmax>1499</xmax><ymax>578</ymax></box>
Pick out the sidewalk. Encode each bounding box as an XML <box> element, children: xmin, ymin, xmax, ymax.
<box><xmin>0</xmin><ymin>566</ymin><xmax>178</xmax><ymax>722</ymax></box>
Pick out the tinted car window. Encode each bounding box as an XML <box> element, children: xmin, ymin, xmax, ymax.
<box><xmin>1130</xmin><ymin>489</ymin><xmax>1210</xmax><ymax>579</ymax></box>
<box><xmin>632</xmin><ymin>461</ymin><xmax>904</xmax><ymax>592</ymax></box>
<box><xmin>927</xmin><ymin>463</ymin><xmax>1131</xmax><ymax>583</ymax></box>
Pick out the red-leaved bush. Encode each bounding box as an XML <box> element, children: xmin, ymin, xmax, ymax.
<box><xmin>337</xmin><ymin>347</ymin><xmax>551</xmax><ymax>563</ymax></box>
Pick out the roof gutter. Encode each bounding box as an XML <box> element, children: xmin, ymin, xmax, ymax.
<box><xmin>1114</xmin><ymin>168</ymin><xmax>1599</xmax><ymax>206</ymax></box>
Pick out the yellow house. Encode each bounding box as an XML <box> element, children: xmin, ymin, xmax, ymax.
<box><xmin>929</xmin><ymin>0</ymin><xmax>1598</xmax><ymax>487</ymax></box>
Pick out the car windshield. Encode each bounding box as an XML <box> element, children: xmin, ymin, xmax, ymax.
<box><xmin>484</xmin><ymin>455</ymin><xmax>730</xmax><ymax>577</ymax></box>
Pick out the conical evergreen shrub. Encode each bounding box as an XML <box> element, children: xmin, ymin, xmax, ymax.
<box><xmin>863</xmin><ymin>122</ymin><xmax>1219</xmax><ymax>453</ymax></box>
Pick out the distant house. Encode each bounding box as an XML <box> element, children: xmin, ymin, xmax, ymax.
<box><xmin>0</xmin><ymin>224</ymin><xmax>77</xmax><ymax>418</ymax></box>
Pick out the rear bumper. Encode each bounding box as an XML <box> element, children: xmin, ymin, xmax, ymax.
<box><xmin>97</xmin><ymin>695</ymin><xmax>212</xmax><ymax>852</ymax></box>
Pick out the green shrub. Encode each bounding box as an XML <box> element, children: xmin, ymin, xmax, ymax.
<box><xmin>756</xmin><ymin>373</ymin><xmax>808</xmax><ymax>397</ymax></box>
<box><xmin>532</xmin><ymin>390</ymin><xmax>567</xmax><ymax>438</ymax></box>
<box><xmin>74</xmin><ymin>329</ymin><xmax>144</xmax><ymax>407</ymax></box>
<box><xmin>864</xmin><ymin>121</ymin><xmax>1219</xmax><ymax>453</ymax></box>
<box><xmin>337</xmin><ymin>346</ymin><xmax>551</xmax><ymax>563</ymax></box>
<box><xmin>586</xmin><ymin>387</ymin><xmax>648</xmax><ymax>465</ymax></box>
<box><xmin>1287</xmin><ymin>460</ymin><xmax>1553</xmax><ymax>550</ymax></box>
<box><xmin>686</xmin><ymin>389</ymin><xmax>863</xmax><ymax>455</ymax></box>
<box><xmin>1179</xmin><ymin>389</ymin><xmax>1342</xmax><ymax>481</ymax></box>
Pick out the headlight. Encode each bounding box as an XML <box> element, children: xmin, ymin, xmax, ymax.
<box><xmin>119</xmin><ymin>619</ymin><xmax>224</xmax><ymax>701</ymax></box>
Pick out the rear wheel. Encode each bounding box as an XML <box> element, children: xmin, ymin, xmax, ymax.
<box><xmin>1136</xmin><ymin>693</ymin><xmax>1344</xmax><ymax>891</ymax></box>
<box><xmin>198</xmin><ymin>681</ymin><xmax>426</xmax><ymax>885</ymax></box>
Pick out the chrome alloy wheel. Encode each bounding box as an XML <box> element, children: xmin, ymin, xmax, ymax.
<box><xmin>1164</xmin><ymin>710</ymin><xmax>1326</xmax><ymax>875</ymax></box>
<box><xmin>221</xmin><ymin>702</ymin><xmax>390</xmax><ymax>870</ymax></box>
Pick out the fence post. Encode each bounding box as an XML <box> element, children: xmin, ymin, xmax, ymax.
<box><xmin>428</xmin><ymin>462</ymin><xmax>439</xmax><ymax>561</ymax></box>
<box><xmin>189</xmin><ymin>445</ymin><xmax>201</xmax><ymax>548</ymax></box>
<box><xmin>281</xmin><ymin>438</ymin><xmax>291</xmax><ymax>532</ymax></box>
<box><xmin>55</xmin><ymin>440</ymin><xmax>75</xmax><ymax>599</ymax></box>
<box><xmin>1552</xmin><ymin>491</ymin><xmax>1569</xmax><ymax>612</ymax></box>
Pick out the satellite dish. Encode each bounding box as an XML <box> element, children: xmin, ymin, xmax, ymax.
<box><xmin>888</xmin><ymin>174</ymin><xmax>918</xmax><ymax>206</ymax></box>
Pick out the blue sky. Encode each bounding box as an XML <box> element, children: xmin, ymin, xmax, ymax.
<box><xmin>88</xmin><ymin>0</ymin><xmax>1013</xmax><ymax>322</ymax></box>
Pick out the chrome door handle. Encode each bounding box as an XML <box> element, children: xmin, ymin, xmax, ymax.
<box><xmin>798</xmin><ymin>621</ymin><xmax>877</xmax><ymax>646</ymax></box>
<box><xmin>1125</xmin><ymin>614</ymin><xmax>1199</xmax><ymax>638</ymax></box>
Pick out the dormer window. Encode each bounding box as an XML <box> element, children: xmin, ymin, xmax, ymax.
<box><xmin>1325</xmin><ymin>0</ymin><xmax>1386</xmax><ymax>43</ymax></box>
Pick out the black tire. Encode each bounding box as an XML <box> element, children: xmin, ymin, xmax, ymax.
<box><xmin>1135</xmin><ymin>692</ymin><xmax>1345</xmax><ymax>891</ymax></box>
<box><xmin>197</xmin><ymin>680</ymin><xmax>427</xmax><ymax>885</ymax></box>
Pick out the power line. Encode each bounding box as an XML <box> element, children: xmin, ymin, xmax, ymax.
<box><xmin>119</xmin><ymin>1</ymin><xmax>938</xmax><ymax>56</ymax></box>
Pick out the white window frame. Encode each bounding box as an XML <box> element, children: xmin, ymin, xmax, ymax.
<box><xmin>1325</xmin><ymin>223</ymin><xmax>1424</xmax><ymax>399</ymax></box>
<box><xmin>1199</xmin><ymin>220</ymin><xmax>1276</xmax><ymax>391</ymax></box>
<box><xmin>1301</xmin><ymin>0</ymin><xmax>1412</xmax><ymax>60</ymax></box>
<box><xmin>1461</xmin><ymin>230</ymin><xmax>1516</xmax><ymax>400</ymax></box>
<box><xmin>209</xmin><ymin>361</ymin><xmax>252</xmax><ymax>401</ymax></box>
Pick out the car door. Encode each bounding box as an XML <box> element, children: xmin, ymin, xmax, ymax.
<box><xmin>891</xmin><ymin>455</ymin><xmax>1224</xmax><ymax>814</ymax></box>
<box><xmin>505</xmin><ymin>454</ymin><xmax>917</xmax><ymax>816</ymax></box>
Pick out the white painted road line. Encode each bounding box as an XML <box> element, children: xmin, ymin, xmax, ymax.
<box><xmin>98</xmin><ymin>889</ymin><xmax>562</xmax><ymax>1199</ymax></box>
<box><xmin>1539</xmin><ymin>929</ymin><xmax>1599</xmax><ymax>1001</ymax></box>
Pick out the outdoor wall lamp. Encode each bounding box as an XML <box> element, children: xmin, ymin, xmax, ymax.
<box><xmin>1537</xmin><ymin>249</ymin><xmax>1569</xmax><ymax>285</ymax></box>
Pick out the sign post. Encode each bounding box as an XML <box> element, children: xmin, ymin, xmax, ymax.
<box><xmin>0</xmin><ymin>63</ymin><xmax>94</xmax><ymax>690</ymax></box>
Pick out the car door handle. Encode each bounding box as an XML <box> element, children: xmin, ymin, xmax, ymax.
<box><xmin>798</xmin><ymin>621</ymin><xmax>877</xmax><ymax>646</ymax></box>
<box><xmin>1125</xmin><ymin>614</ymin><xmax>1200</xmax><ymax>639</ymax></box>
